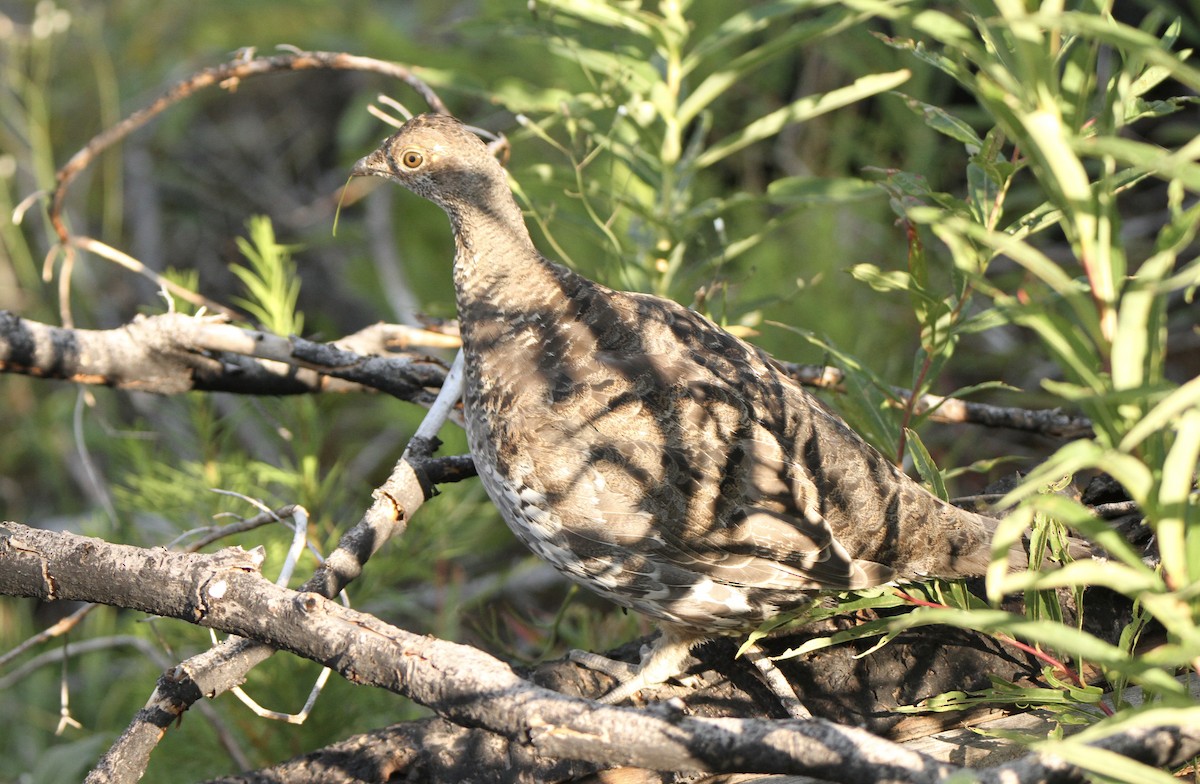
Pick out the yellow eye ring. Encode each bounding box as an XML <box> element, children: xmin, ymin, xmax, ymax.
<box><xmin>400</xmin><ymin>149</ymin><xmax>424</xmax><ymax>169</ymax></box>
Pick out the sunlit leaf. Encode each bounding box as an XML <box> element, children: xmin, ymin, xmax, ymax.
<box><xmin>694</xmin><ymin>70</ymin><xmax>911</xmax><ymax>168</ymax></box>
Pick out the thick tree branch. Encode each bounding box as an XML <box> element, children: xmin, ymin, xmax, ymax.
<box><xmin>0</xmin><ymin>522</ymin><xmax>967</xmax><ymax>782</ymax></box>
<box><xmin>0</xmin><ymin>310</ymin><xmax>449</xmax><ymax>405</ymax></box>
<box><xmin>3</xmin><ymin>522</ymin><xmax>1196</xmax><ymax>784</ymax></box>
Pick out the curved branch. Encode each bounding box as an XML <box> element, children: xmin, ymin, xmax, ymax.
<box><xmin>48</xmin><ymin>50</ymin><xmax>447</xmax><ymax>246</ymax></box>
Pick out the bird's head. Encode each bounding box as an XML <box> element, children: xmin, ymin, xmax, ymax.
<box><xmin>351</xmin><ymin>113</ymin><xmax>504</xmax><ymax>213</ymax></box>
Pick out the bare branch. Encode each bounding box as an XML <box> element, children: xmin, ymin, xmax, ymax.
<box><xmin>0</xmin><ymin>311</ymin><xmax>448</xmax><ymax>405</ymax></box>
<box><xmin>0</xmin><ymin>522</ymin><xmax>957</xmax><ymax>782</ymax></box>
<box><xmin>46</xmin><ymin>50</ymin><xmax>447</xmax><ymax>247</ymax></box>
<box><xmin>782</xmin><ymin>361</ymin><xmax>1094</xmax><ymax>438</ymax></box>
<box><xmin>3</xmin><ymin>522</ymin><xmax>1196</xmax><ymax>784</ymax></box>
<box><xmin>73</xmin><ymin>355</ymin><xmax>466</xmax><ymax>782</ymax></box>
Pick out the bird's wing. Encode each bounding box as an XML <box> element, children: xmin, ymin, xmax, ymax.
<box><xmin>516</xmin><ymin>345</ymin><xmax>893</xmax><ymax>595</ymax></box>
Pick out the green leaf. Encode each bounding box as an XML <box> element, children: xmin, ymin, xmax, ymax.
<box><xmin>883</xmin><ymin>606</ymin><xmax>1187</xmax><ymax>694</ymax></box>
<box><xmin>895</xmin><ymin>93</ymin><xmax>983</xmax><ymax>147</ymax></box>
<box><xmin>766</xmin><ymin>176</ymin><xmax>882</xmax><ymax>204</ymax></box>
<box><xmin>1039</xmin><ymin>11</ymin><xmax>1200</xmax><ymax>92</ymax></box>
<box><xmin>1029</xmin><ymin>739</ymin><xmax>1182</xmax><ymax>784</ymax></box>
<box><xmin>694</xmin><ymin>70</ymin><xmax>911</xmax><ymax>169</ymax></box>
<box><xmin>998</xmin><ymin>559</ymin><xmax>1164</xmax><ymax>598</ymax></box>
<box><xmin>774</xmin><ymin>614</ymin><xmax>893</xmax><ymax>659</ymax></box>
<box><xmin>904</xmin><ymin>428</ymin><xmax>948</xmax><ymax>500</ymax></box>
<box><xmin>847</xmin><ymin>263</ymin><xmax>947</xmax><ymax>315</ymax></box>
<box><xmin>1071</xmin><ymin>705</ymin><xmax>1200</xmax><ymax>745</ymax></box>
<box><xmin>1124</xmin><ymin>95</ymin><xmax>1198</xmax><ymax>124</ymax></box>
<box><xmin>534</xmin><ymin>0</ymin><xmax>655</xmax><ymax>37</ymax></box>
<box><xmin>896</xmin><ymin>673</ymin><xmax>1099</xmax><ymax>714</ymax></box>
<box><xmin>1157</xmin><ymin>408</ymin><xmax>1200</xmax><ymax>585</ymax></box>
<box><xmin>1074</xmin><ymin>134</ymin><xmax>1200</xmax><ymax>192</ymax></box>
<box><xmin>942</xmin><ymin>453</ymin><xmax>1026</xmax><ymax>481</ymax></box>
<box><xmin>1120</xmin><ymin>374</ymin><xmax>1200</xmax><ymax>451</ymax></box>
<box><xmin>1007</xmin><ymin>306</ymin><xmax>1107</xmax><ymax>401</ymax></box>
<box><xmin>680</xmin><ymin>5</ymin><xmax>864</xmax><ymax>123</ymax></box>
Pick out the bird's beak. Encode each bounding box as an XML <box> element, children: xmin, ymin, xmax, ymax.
<box><xmin>350</xmin><ymin>147</ymin><xmax>386</xmax><ymax>179</ymax></box>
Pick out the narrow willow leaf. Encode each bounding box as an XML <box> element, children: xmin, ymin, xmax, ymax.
<box><xmin>896</xmin><ymin>93</ymin><xmax>984</xmax><ymax>147</ymax></box>
<box><xmin>694</xmin><ymin>70</ymin><xmax>911</xmax><ymax>169</ymax></box>
<box><xmin>685</xmin><ymin>0</ymin><xmax>829</xmax><ymax>65</ymax></box>
<box><xmin>1111</xmin><ymin>259</ymin><xmax>1175</xmax><ymax>395</ymax></box>
<box><xmin>680</xmin><ymin>7</ymin><xmax>863</xmax><ymax>122</ymax></box>
<box><xmin>1040</xmin><ymin>11</ymin><xmax>1200</xmax><ymax>92</ymax></box>
<box><xmin>911</xmin><ymin>8</ymin><xmax>976</xmax><ymax>47</ymax></box>
<box><xmin>944</xmin><ymin>215</ymin><xmax>1104</xmax><ymax>341</ymax></box>
<box><xmin>1124</xmin><ymin>95</ymin><xmax>1197</xmax><ymax>124</ymax></box>
<box><xmin>1030</xmin><ymin>739</ymin><xmax>1182</xmax><ymax>784</ymax></box>
<box><xmin>1030</xmin><ymin>497</ymin><xmax>1151</xmax><ymax>574</ymax></box>
<box><xmin>1023</xmin><ymin>110</ymin><xmax>1107</xmax><ymax>312</ymax></box>
<box><xmin>538</xmin><ymin>41</ymin><xmax>660</xmax><ymax>93</ymax></box>
<box><xmin>1120</xmin><ymin>374</ymin><xmax>1200</xmax><ymax>450</ymax></box>
<box><xmin>846</xmin><ymin>264</ymin><xmax>947</xmax><ymax>319</ymax></box>
<box><xmin>535</xmin><ymin>0</ymin><xmax>654</xmax><ymax>36</ymax></box>
<box><xmin>774</xmin><ymin>617</ymin><xmax>893</xmax><ymax>659</ymax></box>
<box><xmin>766</xmin><ymin>176</ymin><xmax>881</xmax><ymax>204</ymax></box>
<box><xmin>884</xmin><ymin>607</ymin><xmax>1187</xmax><ymax>694</ymax></box>
<box><xmin>905</xmin><ymin>428</ymin><xmax>948</xmax><ymax>500</ymax></box>
<box><xmin>942</xmin><ymin>454</ymin><xmax>1026</xmax><ymax>481</ymax></box>
<box><xmin>849</xmin><ymin>263</ymin><xmax>909</xmax><ymax>292</ymax></box>
<box><xmin>996</xmin><ymin>441</ymin><xmax>1104</xmax><ymax>507</ymax></box>
<box><xmin>941</xmin><ymin>379</ymin><xmax>1021</xmax><ymax>399</ymax></box>
<box><xmin>1075</xmin><ymin>134</ymin><xmax>1200</xmax><ymax>192</ymax></box>
<box><xmin>1013</xmin><ymin>308</ymin><xmax>1107</xmax><ymax>397</ymax></box>
<box><xmin>1157</xmin><ymin>408</ymin><xmax>1200</xmax><ymax>585</ymax></box>
<box><xmin>998</xmin><ymin>559</ymin><xmax>1163</xmax><ymax>597</ymax></box>
<box><xmin>1071</xmin><ymin>705</ymin><xmax>1200</xmax><ymax>745</ymax></box>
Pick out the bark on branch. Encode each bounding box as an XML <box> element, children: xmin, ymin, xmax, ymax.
<box><xmin>0</xmin><ymin>310</ymin><xmax>449</xmax><ymax>405</ymax></box>
<box><xmin>2</xmin><ymin>522</ymin><xmax>1194</xmax><ymax>784</ymax></box>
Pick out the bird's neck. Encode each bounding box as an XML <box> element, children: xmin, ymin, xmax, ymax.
<box><xmin>446</xmin><ymin>196</ymin><xmax>566</xmax><ymax>319</ymax></box>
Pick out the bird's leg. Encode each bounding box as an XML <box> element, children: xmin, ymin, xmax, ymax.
<box><xmin>739</xmin><ymin>640</ymin><xmax>812</xmax><ymax>719</ymax></box>
<box><xmin>570</xmin><ymin>626</ymin><xmax>702</xmax><ymax>705</ymax></box>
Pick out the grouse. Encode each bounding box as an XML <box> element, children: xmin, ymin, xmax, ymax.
<box><xmin>352</xmin><ymin>113</ymin><xmax>1025</xmax><ymax>712</ymax></box>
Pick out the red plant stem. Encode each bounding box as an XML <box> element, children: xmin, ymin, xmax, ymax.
<box><xmin>893</xmin><ymin>589</ymin><xmax>1114</xmax><ymax>716</ymax></box>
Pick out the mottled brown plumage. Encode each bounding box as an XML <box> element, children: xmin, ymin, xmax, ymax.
<box><xmin>353</xmin><ymin>113</ymin><xmax>1018</xmax><ymax>708</ymax></box>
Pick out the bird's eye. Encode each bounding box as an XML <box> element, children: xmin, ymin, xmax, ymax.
<box><xmin>400</xmin><ymin>149</ymin><xmax>424</xmax><ymax>169</ymax></box>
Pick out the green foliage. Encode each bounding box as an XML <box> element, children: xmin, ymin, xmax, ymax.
<box><xmin>232</xmin><ymin>215</ymin><xmax>305</xmax><ymax>335</ymax></box>
<box><xmin>494</xmin><ymin>0</ymin><xmax>904</xmax><ymax>303</ymax></box>
<box><xmin>806</xmin><ymin>2</ymin><xmax>1199</xmax><ymax>767</ymax></box>
<box><xmin>2</xmin><ymin>0</ymin><xmax>1198</xmax><ymax>781</ymax></box>
<box><xmin>723</xmin><ymin>2</ymin><xmax>1199</xmax><ymax>773</ymax></box>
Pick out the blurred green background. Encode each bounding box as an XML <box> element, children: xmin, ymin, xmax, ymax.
<box><xmin>1</xmin><ymin>0</ymin><xmax>1196</xmax><ymax>780</ymax></box>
